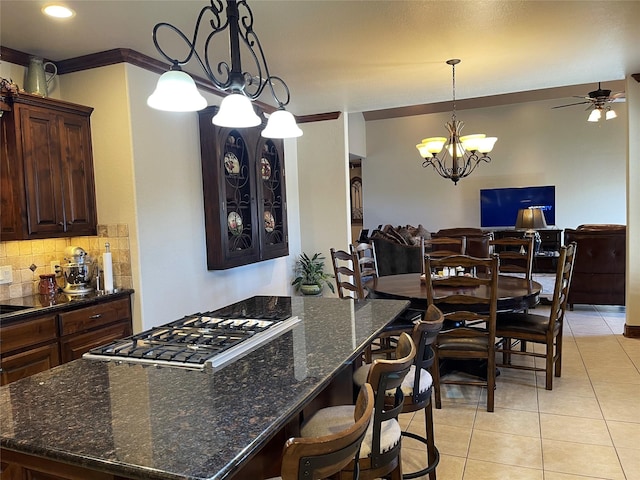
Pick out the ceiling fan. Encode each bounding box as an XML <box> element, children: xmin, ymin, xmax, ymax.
<box><xmin>553</xmin><ymin>82</ymin><xmax>626</xmax><ymax>122</ymax></box>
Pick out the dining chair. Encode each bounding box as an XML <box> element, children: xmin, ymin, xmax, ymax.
<box><xmin>353</xmin><ymin>241</ymin><xmax>379</xmax><ymax>286</ymax></box>
<box><xmin>267</xmin><ymin>383</ymin><xmax>375</xmax><ymax>480</ymax></box>
<box><xmin>353</xmin><ymin>304</ymin><xmax>444</xmax><ymax>480</ymax></box>
<box><xmin>489</xmin><ymin>236</ymin><xmax>534</xmax><ymax>281</ymax></box>
<box><xmin>335</xmin><ymin>244</ymin><xmax>417</xmax><ymax>361</ymax></box>
<box><xmin>301</xmin><ymin>333</ymin><xmax>417</xmax><ymax>480</ymax></box>
<box><xmin>495</xmin><ymin>242</ymin><xmax>577</xmax><ymax>390</ymax></box>
<box><xmin>424</xmin><ymin>254</ymin><xmax>499</xmax><ymax>412</ymax></box>
<box><xmin>331</xmin><ymin>247</ymin><xmax>366</xmax><ymax>300</ymax></box>
<box><xmin>426</xmin><ymin>237</ymin><xmax>466</xmax><ymax>258</ymax></box>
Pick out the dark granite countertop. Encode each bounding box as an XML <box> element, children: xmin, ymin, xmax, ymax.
<box><xmin>0</xmin><ymin>289</ymin><xmax>135</xmax><ymax>324</ymax></box>
<box><xmin>0</xmin><ymin>295</ymin><xmax>409</xmax><ymax>480</ymax></box>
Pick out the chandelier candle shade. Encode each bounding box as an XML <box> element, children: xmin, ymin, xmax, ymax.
<box><xmin>147</xmin><ymin>0</ymin><xmax>302</xmax><ymax>138</ymax></box>
<box><xmin>416</xmin><ymin>59</ymin><xmax>497</xmax><ymax>184</ymax></box>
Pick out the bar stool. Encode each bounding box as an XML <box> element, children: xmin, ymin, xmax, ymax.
<box><xmin>266</xmin><ymin>383</ymin><xmax>375</xmax><ymax>480</ymax></box>
<box><xmin>354</xmin><ymin>305</ymin><xmax>444</xmax><ymax>480</ymax></box>
<box><xmin>300</xmin><ymin>333</ymin><xmax>416</xmax><ymax>480</ymax></box>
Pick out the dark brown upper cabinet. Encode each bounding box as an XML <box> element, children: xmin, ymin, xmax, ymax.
<box><xmin>198</xmin><ymin>106</ymin><xmax>288</xmax><ymax>270</ymax></box>
<box><xmin>1</xmin><ymin>93</ymin><xmax>97</xmax><ymax>240</ymax></box>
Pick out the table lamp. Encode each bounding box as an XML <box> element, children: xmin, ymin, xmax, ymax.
<box><xmin>515</xmin><ymin>207</ymin><xmax>547</xmax><ymax>253</ymax></box>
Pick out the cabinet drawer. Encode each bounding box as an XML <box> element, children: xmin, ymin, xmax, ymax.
<box><xmin>0</xmin><ymin>315</ymin><xmax>57</xmax><ymax>353</ymax></box>
<box><xmin>0</xmin><ymin>342</ymin><xmax>60</xmax><ymax>386</ymax></box>
<box><xmin>59</xmin><ymin>298</ymin><xmax>131</xmax><ymax>336</ymax></box>
<box><xmin>60</xmin><ymin>320</ymin><xmax>132</xmax><ymax>363</ymax></box>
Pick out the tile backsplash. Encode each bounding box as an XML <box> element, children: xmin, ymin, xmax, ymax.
<box><xmin>0</xmin><ymin>224</ymin><xmax>132</xmax><ymax>301</ymax></box>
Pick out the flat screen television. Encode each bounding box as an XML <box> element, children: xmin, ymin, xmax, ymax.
<box><xmin>480</xmin><ymin>185</ymin><xmax>555</xmax><ymax>228</ymax></box>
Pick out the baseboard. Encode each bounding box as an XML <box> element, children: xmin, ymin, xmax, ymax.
<box><xmin>624</xmin><ymin>324</ymin><xmax>640</xmax><ymax>338</ymax></box>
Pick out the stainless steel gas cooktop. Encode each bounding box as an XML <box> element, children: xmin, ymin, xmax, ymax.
<box><xmin>84</xmin><ymin>297</ymin><xmax>299</xmax><ymax>371</ymax></box>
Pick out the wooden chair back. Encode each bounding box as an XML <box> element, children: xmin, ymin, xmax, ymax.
<box><xmin>280</xmin><ymin>383</ymin><xmax>374</xmax><ymax>480</ymax></box>
<box><xmin>331</xmin><ymin>247</ymin><xmax>365</xmax><ymax>299</ymax></box>
<box><xmin>426</xmin><ymin>237</ymin><xmax>466</xmax><ymax>258</ymax></box>
<box><xmin>352</xmin><ymin>241</ymin><xmax>379</xmax><ymax>283</ymax></box>
<box><xmin>424</xmin><ymin>254</ymin><xmax>499</xmax><ymax>412</ymax></box>
<box><xmin>362</xmin><ymin>332</ymin><xmax>416</xmax><ymax>479</ymax></box>
<box><xmin>406</xmin><ymin>304</ymin><xmax>444</xmax><ymax>407</ymax></box>
<box><xmin>489</xmin><ymin>236</ymin><xmax>534</xmax><ymax>280</ymax></box>
<box><xmin>549</xmin><ymin>242</ymin><xmax>577</xmax><ymax>334</ymax></box>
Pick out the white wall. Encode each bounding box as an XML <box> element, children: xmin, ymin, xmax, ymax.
<box><xmin>296</xmin><ymin>115</ymin><xmax>350</xmax><ymax>297</ymax></box>
<box><xmin>364</xmin><ymin>98</ymin><xmax>627</xmax><ymax>233</ymax></box>
<box><xmin>626</xmin><ymin>75</ymin><xmax>640</xmax><ymax>327</ymax></box>
<box><xmin>124</xmin><ymin>65</ymin><xmax>301</xmax><ymax>329</ymax></box>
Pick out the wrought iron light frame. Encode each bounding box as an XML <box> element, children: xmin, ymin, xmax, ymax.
<box><xmin>148</xmin><ymin>0</ymin><xmax>301</xmax><ymax>137</ymax></box>
<box><xmin>416</xmin><ymin>59</ymin><xmax>496</xmax><ymax>185</ymax></box>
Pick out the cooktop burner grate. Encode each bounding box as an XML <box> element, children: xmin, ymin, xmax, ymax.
<box><xmin>84</xmin><ymin>310</ymin><xmax>299</xmax><ymax>371</ymax></box>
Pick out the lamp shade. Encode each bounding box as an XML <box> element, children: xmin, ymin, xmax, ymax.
<box><xmin>588</xmin><ymin>108</ymin><xmax>601</xmax><ymax>122</ymax></box>
<box><xmin>261</xmin><ymin>109</ymin><xmax>303</xmax><ymax>138</ymax></box>
<box><xmin>606</xmin><ymin>109</ymin><xmax>617</xmax><ymax>120</ymax></box>
<box><xmin>147</xmin><ymin>70</ymin><xmax>207</xmax><ymax>112</ymax></box>
<box><xmin>515</xmin><ymin>208</ymin><xmax>548</xmax><ymax>230</ymax></box>
<box><xmin>416</xmin><ymin>137</ymin><xmax>446</xmax><ymax>157</ymax></box>
<box><xmin>212</xmin><ymin>94</ymin><xmax>261</xmax><ymax>128</ymax></box>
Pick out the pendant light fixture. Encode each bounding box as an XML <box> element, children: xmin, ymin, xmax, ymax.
<box><xmin>147</xmin><ymin>0</ymin><xmax>302</xmax><ymax>138</ymax></box>
<box><xmin>416</xmin><ymin>59</ymin><xmax>496</xmax><ymax>184</ymax></box>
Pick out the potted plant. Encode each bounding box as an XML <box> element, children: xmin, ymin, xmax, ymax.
<box><xmin>291</xmin><ymin>252</ymin><xmax>335</xmax><ymax>295</ymax></box>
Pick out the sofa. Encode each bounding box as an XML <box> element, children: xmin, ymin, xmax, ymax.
<box><xmin>563</xmin><ymin>224</ymin><xmax>626</xmax><ymax>309</ymax></box>
<box><xmin>369</xmin><ymin>225</ymin><xmax>493</xmax><ymax>276</ymax></box>
<box><xmin>370</xmin><ymin>224</ymin><xmax>430</xmax><ymax>276</ymax></box>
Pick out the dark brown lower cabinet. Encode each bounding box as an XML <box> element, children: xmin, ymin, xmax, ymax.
<box><xmin>0</xmin><ymin>293</ymin><xmax>133</xmax><ymax>386</ymax></box>
<box><xmin>1</xmin><ymin>450</ymin><xmax>124</xmax><ymax>480</ymax></box>
<box><xmin>60</xmin><ymin>320</ymin><xmax>131</xmax><ymax>363</ymax></box>
<box><xmin>0</xmin><ymin>343</ymin><xmax>60</xmax><ymax>386</ymax></box>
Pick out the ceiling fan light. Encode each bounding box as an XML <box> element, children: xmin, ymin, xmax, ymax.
<box><xmin>606</xmin><ymin>109</ymin><xmax>617</xmax><ymax>120</ymax></box>
<box><xmin>147</xmin><ymin>70</ymin><xmax>207</xmax><ymax>112</ymax></box>
<box><xmin>212</xmin><ymin>94</ymin><xmax>261</xmax><ymax>128</ymax></box>
<box><xmin>261</xmin><ymin>109</ymin><xmax>303</xmax><ymax>138</ymax></box>
<box><xmin>588</xmin><ymin>108</ymin><xmax>601</xmax><ymax>122</ymax></box>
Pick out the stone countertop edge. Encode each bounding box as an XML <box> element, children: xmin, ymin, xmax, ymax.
<box><xmin>0</xmin><ymin>296</ymin><xmax>410</xmax><ymax>480</ymax></box>
<box><xmin>0</xmin><ymin>289</ymin><xmax>135</xmax><ymax>323</ymax></box>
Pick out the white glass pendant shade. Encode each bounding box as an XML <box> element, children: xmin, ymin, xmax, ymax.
<box><xmin>261</xmin><ymin>109</ymin><xmax>303</xmax><ymax>138</ymax></box>
<box><xmin>147</xmin><ymin>70</ymin><xmax>207</xmax><ymax>112</ymax></box>
<box><xmin>212</xmin><ymin>94</ymin><xmax>261</xmax><ymax>128</ymax></box>
<box><xmin>460</xmin><ymin>134</ymin><xmax>486</xmax><ymax>152</ymax></box>
<box><xmin>475</xmin><ymin>136</ymin><xmax>498</xmax><ymax>153</ymax></box>
<box><xmin>588</xmin><ymin>108</ymin><xmax>601</xmax><ymax>122</ymax></box>
<box><xmin>606</xmin><ymin>109</ymin><xmax>617</xmax><ymax>120</ymax></box>
<box><xmin>416</xmin><ymin>137</ymin><xmax>446</xmax><ymax>157</ymax></box>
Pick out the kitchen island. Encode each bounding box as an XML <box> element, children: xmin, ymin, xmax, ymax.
<box><xmin>0</xmin><ymin>295</ymin><xmax>410</xmax><ymax>480</ymax></box>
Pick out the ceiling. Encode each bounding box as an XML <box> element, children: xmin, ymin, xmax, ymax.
<box><xmin>2</xmin><ymin>0</ymin><xmax>640</xmax><ymax>118</ymax></box>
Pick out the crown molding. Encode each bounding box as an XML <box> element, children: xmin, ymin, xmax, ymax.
<box><xmin>0</xmin><ymin>45</ymin><xmax>341</xmax><ymax>121</ymax></box>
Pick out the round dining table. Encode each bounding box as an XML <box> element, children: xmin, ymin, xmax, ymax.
<box><xmin>365</xmin><ymin>273</ymin><xmax>542</xmax><ymax>312</ymax></box>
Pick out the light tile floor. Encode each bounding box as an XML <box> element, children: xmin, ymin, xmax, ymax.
<box><xmin>399</xmin><ymin>304</ymin><xmax>638</xmax><ymax>480</ymax></box>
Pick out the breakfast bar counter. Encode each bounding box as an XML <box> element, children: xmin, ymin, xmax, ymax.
<box><xmin>0</xmin><ymin>295</ymin><xmax>409</xmax><ymax>480</ymax></box>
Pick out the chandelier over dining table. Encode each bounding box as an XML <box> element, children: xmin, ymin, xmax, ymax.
<box><xmin>146</xmin><ymin>0</ymin><xmax>302</xmax><ymax>139</ymax></box>
<box><xmin>416</xmin><ymin>59</ymin><xmax>497</xmax><ymax>184</ymax></box>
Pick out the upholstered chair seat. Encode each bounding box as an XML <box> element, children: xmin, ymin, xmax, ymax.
<box><xmin>300</xmin><ymin>405</ymin><xmax>401</xmax><ymax>458</ymax></box>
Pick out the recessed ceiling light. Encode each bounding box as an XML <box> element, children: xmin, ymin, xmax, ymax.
<box><xmin>42</xmin><ymin>4</ymin><xmax>75</xmax><ymax>19</ymax></box>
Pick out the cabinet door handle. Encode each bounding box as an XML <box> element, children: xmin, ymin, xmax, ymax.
<box><xmin>58</xmin><ymin>222</ymin><xmax>64</xmax><ymax>227</ymax></box>
<box><xmin>89</xmin><ymin>314</ymin><xmax>102</xmax><ymax>319</ymax></box>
